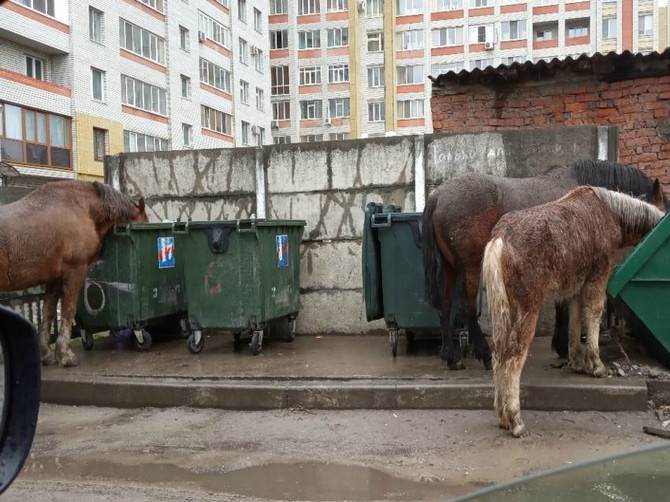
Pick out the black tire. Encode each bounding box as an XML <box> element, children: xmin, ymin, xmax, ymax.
<box><xmin>80</xmin><ymin>329</ymin><xmax>94</xmax><ymax>351</ymax></box>
<box><xmin>187</xmin><ymin>332</ymin><xmax>204</xmax><ymax>354</ymax></box>
<box><xmin>249</xmin><ymin>331</ymin><xmax>262</xmax><ymax>356</ymax></box>
<box><xmin>132</xmin><ymin>329</ymin><xmax>152</xmax><ymax>351</ymax></box>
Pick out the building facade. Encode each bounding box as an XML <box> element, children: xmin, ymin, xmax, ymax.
<box><xmin>270</xmin><ymin>0</ymin><xmax>668</xmax><ymax>144</ymax></box>
<box><xmin>0</xmin><ymin>0</ymin><xmax>271</xmax><ymax>182</ymax></box>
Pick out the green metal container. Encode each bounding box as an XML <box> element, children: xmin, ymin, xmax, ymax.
<box><xmin>177</xmin><ymin>219</ymin><xmax>305</xmax><ymax>355</ymax></box>
<box><xmin>75</xmin><ymin>223</ymin><xmax>187</xmax><ymax>351</ymax></box>
<box><xmin>608</xmin><ymin>212</ymin><xmax>670</xmax><ymax>367</ymax></box>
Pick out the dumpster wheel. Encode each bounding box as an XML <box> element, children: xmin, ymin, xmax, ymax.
<box><xmin>133</xmin><ymin>329</ymin><xmax>152</xmax><ymax>351</ymax></box>
<box><xmin>249</xmin><ymin>330</ymin><xmax>263</xmax><ymax>356</ymax></box>
<box><xmin>187</xmin><ymin>330</ymin><xmax>205</xmax><ymax>354</ymax></box>
<box><xmin>389</xmin><ymin>329</ymin><xmax>399</xmax><ymax>358</ymax></box>
<box><xmin>80</xmin><ymin>329</ymin><xmax>94</xmax><ymax>351</ymax></box>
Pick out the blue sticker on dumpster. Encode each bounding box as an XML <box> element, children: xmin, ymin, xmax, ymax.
<box><xmin>157</xmin><ymin>236</ymin><xmax>175</xmax><ymax>269</ymax></box>
<box><xmin>276</xmin><ymin>234</ymin><xmax>289</xmax><ymax>268</ymax></box>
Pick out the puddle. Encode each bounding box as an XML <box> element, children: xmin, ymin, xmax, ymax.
<box><xmin>25</xmin><ymin>456</ymin><xmax>477</xmax><ymax>501</ymax></box>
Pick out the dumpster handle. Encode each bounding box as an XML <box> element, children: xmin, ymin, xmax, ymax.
<box><xmin>370</xmin><ymin>214</ymin><xmax>392</xmax><ymax>228</ymax></box>
<box><xmin>172</xmin><ymin>221</ymin><xmax>189</xmax><ymax>234</ymax></box>
<box><xmin>236</xmin><ymin>220</ymin><xmax>257</xmax><ymax>234</ymax></box>
<box><xmin>113</xmin><ymin>224</ymin><xmax>131</xmax><ymax>235</ymax></box>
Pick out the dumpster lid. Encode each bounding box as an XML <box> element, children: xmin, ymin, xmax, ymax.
<box><xmin>186</xmin><ymin>219</ymin><xmax>306</xmax><ymax>228</ymax></box>
<box><xmin>607</xmin><ymin>212</ymin><xmax>670</xmax><ymax>298</ymax></box>
<box><xmin>114</xmin><ymin>223</ymin><xmax>177</xmax><ymax>231</ymax></box>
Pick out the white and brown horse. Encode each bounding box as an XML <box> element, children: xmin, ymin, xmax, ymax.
<box><xmin>482</xmin><ymin>186</ymin><xmax>664</xmax><ymax>437</ymax></box>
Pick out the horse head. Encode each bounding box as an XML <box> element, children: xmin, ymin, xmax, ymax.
<box><xmin>132</xmin><ymin>197</ymin><xmax>148</xmax><ymax>223</ymax></box>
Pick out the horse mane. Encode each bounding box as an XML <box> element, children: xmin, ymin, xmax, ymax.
<box><xmin>591</xmin><ymin>187</ymin><xmax>664</xmax><ymax>235</ymax></box>
<box><xmin>92</xmin><ymin>182</ymin><xmax>138</xmax><ymax>222</ymax></box>
<box><xmin>572</xmin><ymin>160</ymin><xmax>655</xmax><ymax>200</ymax></box>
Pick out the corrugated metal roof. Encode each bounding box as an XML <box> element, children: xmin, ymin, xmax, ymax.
<box><xmin>429</xmin><ymin>49</ymin><xmax>670</xmax><ymax>90</ymax></box>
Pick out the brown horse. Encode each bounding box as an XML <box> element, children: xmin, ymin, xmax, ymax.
<box><xmin>422</xmin><ymin>160</ymin><xmax>667</xmax><ymax>370</ymax></box>
<box><xmin>0</xmin><ymin>180</ymin><xmax>147</xmax><ymax>367</ymax></box>
<box><xmin>483</xmin><ymin>186</ymin><xmax>664</xmax><ymax>437</ymax></box>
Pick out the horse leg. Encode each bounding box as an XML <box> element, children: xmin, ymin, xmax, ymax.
<box><xmin>464</xmin><ymin>267</ymin><xmax>492</xmax><ymax>370</ymax></box>
<box><xmin>494</xmin><ymin>308</ymin><xmax>539</xmax><ymax>438</ymax></box>
<box><xmin>39</xmin><ymin>280</ymin><xmax>61</xmax><ymax>365</ymax></box>
<box><xmin>55</xmin><ymin>266</ymin><xmax>87</xmax><ymax>368</ymax></box>
<box><xmin>552</xmin><ymin>302</ymin><xmax>569</xmax><ymax>359</ymax></box>
<box><xmin>580</xmin><ymin>279</ymin><xmax>609</xmax><ymax>378</ymax></box>
<box><xmin>440</xmin><ymin>297</ymin><xmax>464</xmax><ymax>370</ymax></box>
<box><xmin>567</xmin><ymin>297</ymin><xmax>586</xmax><ymax>373</ymax></box>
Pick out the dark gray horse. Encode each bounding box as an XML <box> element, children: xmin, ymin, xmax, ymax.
<box><xmin>422</xmin><ymin>160</ymin><xmax>667</xmax><ymax>370</ymax></box>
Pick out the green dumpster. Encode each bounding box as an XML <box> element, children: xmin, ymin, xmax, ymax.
<box><xmin>607</xmin><ymin>212</ymin><xmax>670</xmax><ymax>367</ymax></box>
<box><xmin>362</xmin><ymin>203</ymin><xmax>441</xmax><ymax>356</ymax></box>
<box><xmin>75</xmin><ymin>223</ymin><xmax>187</xmax><ymax>351</ymax></box>
<box><xmin>177</xmin><ymin>219</ymin><xmax>305</xmax><ymax>355</ymax></box>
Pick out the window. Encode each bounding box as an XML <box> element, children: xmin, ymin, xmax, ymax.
<box><xmin>502</xmin><ymin>56</ymin><xmax>526</xmax><ymax>65</ymax></box>
<box><xmin>0</xmin><ymin>103</ymin><xmax>71</xmax><ymax>168</ymax></box>
<box><xmin>123</xmin><ymin>131</ymin><xmax>169</xmax><ymax>152</ymax></box>
<box><xmin>397</xmin><ymin>64</ymin><xmax>423</xmax><ymax>85</ymax></box>
<box><xmin>89</xmin><ymin>7</ymin><xmax>104</xmax><ymax>44</ymax></box>
<box><xmin>434</xmin><ymin>0</ymin><xmax>461</xmax><ymax>10</ymax></box>
<box><xmin>329</xmin><ymin>133</ymin><xmax>348</xmax><ymax>141</ymax></box>
<box><xmin>119</xmin><ymin>19</ymin><xmax>166</xmax><ymax>64</ymax></box>
<box><xmin>274</xmin><ymin>136</ymin><xmax>291</xmax><ymax>145</ymax></box>
<box><xmin>534</xmin><ymin>25</ymin><xmax>555</xmax><ymax>41</ymax></box>
<box><xmin>256</xmin><ymin>88</ymin><xmax>265</xmax><ymax>111</ymax></box>
<box><xmin>368</xmin><ymin>101</ymin><xmax>384</xmax><ymax>122</ymax></box>
<box><xmin>397</xmin><ymin>0</ymin><xmax>422</xmax><ymax>15</ymax></box>
<box><xmin>239</xmin><ymin>38</ymin><xmax>249</xmax><ymax>64</ymax></box>
<box><xmin>238</xmin><ymin>0</ymin><xmax>247</xmax><ymax>23</ymax></box>
<box><xmin>567</xmin><ymin>20</ymin><xmax>589</xmax><ymax>38</ymax></box>
<box><xmin>397</xmin><ymin>99</ymin><xmax>424</xmax><ymax>119</ymax></box>
<box><xmin>180</xmin><ymin>26</ymin><xmax>190</xmax><ymax>51</ymax></box>
<box><xmin>327</xmin><ymin>0</ymin><xmax>347</xmax><ymax>11</ymax></box>
<box><xmin>273</xmin><ymin>101</ymin><xmax>291</xmax><ymax>120</ymax></box>
<box><xmin>367</xmin><ymin>65</ymin><xmax>384</xmax><ymax>88</ymax></box>
<box><xmin>471</xmin><ymin>58</ymin><xmax>493</xmax><ymax>69</ymax></box>
<box><xmin>200</xmin><ymin>58</ymin><xmax>232</xmax><ymax>92</ymax></box>
<box><xmin>16</xmin><ymin>0</ymin><xmax>54</xmax><ymax>16</ymax></box>
<box><xmin>91</xmin><ymin>67</ymin><xmax>105</xmax><ymax>101</ymax></box>
<box><xmin>198</xmin><ymin>12</ymin><xmax>231</xmax><ymax>48</ymax></box>
<box><xmin>93</xmin><ymin>128</ymin><xmax>108</xmax><ymax>162</ymax></box>
<box><xmin>533</xmin><ymin>0</ymin><xmax>555</xmax><ymax>5</ymax></box>
<box><xmin>398</xmin><ymin>30</ymin><xmax>423</xmax><ymax>50</ymax></box>
<box><xmin>257</xmin><ymin>127</ymin><xmax>265</xmax><ymax>146</ymax></box>
<box><xmin>25</xmin><ymin>55</ymin><xmax>44</xmax><ymax>81</ymax></box>
<box><xmin>300</xmin><ymin>66</ymin><xmax>321</xmax><ymax>85</ymax></box>
<box><xmin>138</xmin><ymin>0</ymin><xmax>164</xmax><ymax>12</ymax></box>
<box><xmin>121</xmin><ymin>75</ymin><xmax>167</xmax><ymax>115</ymax></box>
<box><xmin>253</xmin><ymin>47</ymin><xmax>264</xmax><ymax>72</ymax></box>
<box><xmin>301</xmin><ymin>134</ymin><xmax>323</xmax><ymax>142</ymax></box>
<box><xmin>271</xmin><ymin>66</ymin><xmax>290</xmax><ymax>94</ymax></box>
<box><xmin>473</xmin><ymin>0</ymin><xmax>489</xmax><ymax>5</ymax></box>
<box><xmin>300</xmin><ymin>100</ymin><xmax>323</xmax><ymax>119</ymax></box>
<box><xmin>639</xmin><ymin>14</ymin><xmax>653</xmax><ymax>37</ymax></box>
<box><xmin>501</xmin><ymin>20</ymin><xmax>527</xmax><ymax>41</ymax></box>
<box><xmin>240</xmin><ymin>80</ymin><xmax>249</xmax><ymax>104</ymax></box>
<box><xmin>328</xmin><ymin>64</ymin><xmax>349</xmax><ymax>83</ymax></box>
<box><xmin>182</xmin><ymin>124</ymin><xmax>192</xmax><ymax>147</ymax></box>
<box><xmin>181</xmin><ymin>75</ymin><xmax>191</xmax><ymax>98</ymax></box>
<box><xmin>431</xmin><ymin>62</ymin><xmax>463</xmax><ymax>75</ymax></box>
<box><xmin>327</xmin><ymin>28</ymin><xmax>349</xmax><ymax>47</ymax></box>
<box><xmin>271</xmin><ymin>0</ymin><xmax>288</xmax><ymax>14</ymax></box>
<box><xmin>366</xmin><ymin>0</ymin><xmax>383</xmax><ymax>17</ymax></box>
<box><xmin>254</xmin><ymin>8</ymin><xmax>262</xmax><ymax>32</ymax></box>
<box><xmin>432</xmin><ymin>26</ymin><xmax>463</xmax><ymax>47</ymax></box>
<box><xmin>299</xmin><ymin>30</ymin><xmax>321</xmax><ymax>49</ymax></box>
<box><xmin>299</xmin><ymin>0</ymin><xmax>320</xmax><ymax>15</ymax></box>
<box><xmin>367</xmin><ymin>31</ymin><xmax>384</xmax><ymax>52</ymax></box>
<box><xmin>241</xmin><ymin>121</ymin><xmax>250</xmax><ymax>145</ymax></box>
<box><xmin>328</xmin><ymin>97</ymin><xmax>350</xmax><ymax>118</ymax></box>
<box><xmin>201</xmin><ymin>105</ymin><xmax>233</xmax><ymax>135</ymax></box>
<box><xmin>603</xmin><ymin>16</ymin><xmax>617</xmax><ymax>40</ymax></box>
<box><xmin>469</xmin><ymin>24</ymin><xmax>493</xmax><ymax>43</ymax></box>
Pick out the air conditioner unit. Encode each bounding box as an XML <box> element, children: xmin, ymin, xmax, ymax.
<box><xmin>324</xmin><ymin>117</ymin><xmax>332</xmax><ymax>126</ymax></box>
<box><xmin>271</xmin><ymin>120</ymin><xmax>279</xmax><ymax>129</ymax></box>
<box><xmin>250</xmin><ymin>46</ymin><xmax>259</xmax><ymax>56</ymax></box>
<box><xmin>484</xmin><ymin>41</ymin><xmax>494</xmax><ymax>50</ymax></box>
<box><xmin>198</xmin><ymin>31</ymin><xmax>206</xmax><ymax>43</ymax></box>
<box><xmin>251</xmin><ymin>125</ymin><xmax>259</xmax><ymax>135</ymax></box>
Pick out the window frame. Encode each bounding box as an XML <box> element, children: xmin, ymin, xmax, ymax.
<box><xmin>327</xmin><ymin>27</ymin><xmax>349</xmax><ymax>48</ymax></box>
<box><xmin>367</xmin><ymin>100</ymin><xmax>385</xmax><ymax>122</ymax></box>
<box><xmin>89</xmin><ymin>6</ymin><xmax>104</xmax><ymax>44</ymax></box>
<box><xmin>91</xmin><ymin>67</ymin><xmax>106</xmax><ymax>102</ymax></box>
<box><xmin>93</xmin><ymin>127</ymin><xmax>108</xmax><ymax>162</ymax></box>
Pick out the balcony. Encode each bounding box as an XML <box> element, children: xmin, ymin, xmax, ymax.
<box><xmin>0</xmin><ymin>1</ymin><xmax>69</xmax><ymax>54</ymax></box>
<box><xmin>533</xmin><ymin>22</ymin><xmax>559</xmax><ymax>50</ymax></box>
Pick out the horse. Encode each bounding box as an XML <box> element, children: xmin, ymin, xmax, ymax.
<box><xmin>482</xmin><ymin>186</ymin><xmax>664</xmax><ymax>437</ymax></box>
<box><xmin>0</xmin><ymin>180</ymin><xmax>147</xmax><ymax>367</ymax></box>
<box><xmin>422</xmin><ymin>160</ymin><xmax>667</xmax><ymax>370</ymax></box>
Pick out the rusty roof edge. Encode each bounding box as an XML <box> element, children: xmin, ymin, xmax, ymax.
<box><xmin>430</xmin><ymin>49</ymin><xmax>670</xmax><ymax>90</ymax></box>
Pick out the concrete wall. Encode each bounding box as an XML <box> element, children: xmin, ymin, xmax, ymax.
<box><xmin>106</xmin><ymin>126</ymin><xmax>607</xmax><ymax>334</ymax></box>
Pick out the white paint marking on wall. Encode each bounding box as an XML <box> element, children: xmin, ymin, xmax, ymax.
<box><xmin>597</xmin><ymin>126</ymin><xmax>609</xmax><ymax>161</ymax></box>
<box><xmin>255</xmin><ymin>148</ymin><xmax>267</xmax><ymax>219</ymax></box>
<box><xmin>414</xmin><ymin>136</ymin><xmax>425</xmax><ymax>212</ymax></box>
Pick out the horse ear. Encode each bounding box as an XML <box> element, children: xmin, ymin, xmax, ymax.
<box><xmin>136</xmin><ymin>197</ymin><xmax>145</xmax><ymax>212</ymax></box>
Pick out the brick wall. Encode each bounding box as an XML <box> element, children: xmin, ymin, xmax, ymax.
<box><xmin>431</xmin><ymin>74</ymin><xmax>670</xmax><ymax>187</ymax></box>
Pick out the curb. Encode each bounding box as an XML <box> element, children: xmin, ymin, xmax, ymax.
<box><xmin>41</xmin><ymin>376</ymin><xmax>649</xmax><ymax>412</ymax></box>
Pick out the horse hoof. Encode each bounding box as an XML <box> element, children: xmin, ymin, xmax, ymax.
<box><xmin>448</xmin><ymin>360</ymin><xmax>466</xmax><ymax>370</ymax></box>
<box><xmin>41</xmin><ymin>352</ymin><xmax>56</xmax><ymax>366</ymax></box>
<box><xmin>511</xmin><ymin>422</ymin><xmax>526</xmax><ymax>438</ymax></box>
<box><xmin>592</xmin><ymin>364</ymin><xmax>608</xmax><ymax>378</ymax></box>
<box><xmin>58</xmin><ymin>353</ymin><xmax>79</xmax><ymax>368</ymax></box>
<box><xmin>551</xmin><ymin>359</ymin><xmax>568</xmax><ymax>369</ymax></box>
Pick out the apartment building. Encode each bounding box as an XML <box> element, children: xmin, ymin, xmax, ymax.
<box><xmin>269</xmin><ymin>0</ymin><xmax>668</xmax><ymax>144</ymax></box>
<box><xmin>0</xmin><ymin>0</ymin><xmax>271</xmax><ymax>182</ymax></box>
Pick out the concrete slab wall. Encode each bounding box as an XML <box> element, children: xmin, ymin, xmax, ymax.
<box><xmin>106</xmin><ymin>126</ymin><xmax>608</xmax><ymax>334</ymax></box>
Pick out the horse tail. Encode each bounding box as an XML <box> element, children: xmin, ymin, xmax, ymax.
<box><xmin>482</xmin><ymin>237</ymin><xmax>511</xmax><ymax>354</ymax></box>
<box><xmin>422</xmin><ymin>193</ymin><xmax>444</xmax><ymax>310</ymax></box>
